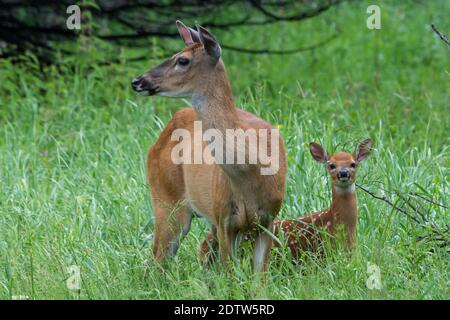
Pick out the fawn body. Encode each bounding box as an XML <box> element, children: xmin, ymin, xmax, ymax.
<box><xmin>132</xmin><ymin>21</ymin><xmax>286</xmax><ymax>272</ymax></box>
<box><xmin>302</xmin><ymin>139</ymin><xmax>372</xmax><ymax>250</ymax></box>
<box><xmin>200</xmin><ymin>139</ymin><xmax>371</xmax><ymax>262</ymax></box>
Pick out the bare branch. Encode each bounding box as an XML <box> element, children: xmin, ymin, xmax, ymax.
<box><xmin>0</xmin><ymin>0</ymin><xmax>345</xmax><ymax>61</ymax></box>
<box><xmin>221</xmin><ymin>32</ymin><xmax>339</xmax><ymax>55</ymax></box>
<box><xmin>356</xmin><ymin>184</ymin><xmax>421</xmax><ymax>224</ymax></box>
<box><xmin>249</xmin><ymin>0</ymin><xmax>344</xmax><ymax>22</ymax></box>
<box><xmin>408</xmin><ymin>192</ymin><xmax>448</xmax><ymax>209</ymax></box>
<box><xmin>431</xmin><ymin>24</ymin><xmax>450</xmax><ymax>48</ymax></box>
<box><xmin>356</xmin><ymin>183</ymin><xmax>450</xmax><ymax>251</ymax></box>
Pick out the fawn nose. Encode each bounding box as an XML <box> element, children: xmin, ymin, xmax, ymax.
<box><xmin>337</xmin><ymin>170</ymin><xmax>350</xmax><ymax>180</ymax></box>
<box><xmin>131</xmin><ymin>77</ymin><xmax>143</xmax><ymax>91</ymax></box>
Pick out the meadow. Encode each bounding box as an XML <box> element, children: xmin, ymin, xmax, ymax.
<box><xmin>0</xmin><ymin>0</ymin><xmax>448</xmax><ymax>299</ymax></box>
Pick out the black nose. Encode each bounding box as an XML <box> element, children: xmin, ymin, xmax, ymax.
<box><xmin>131</xmin><ymin>77</ymin><xmax>142</xmax><ymax>90</ymax></box>
<box><xmin>337</xmin><ymin>171</ymin><xmax>350</xmax><ymax>179</ymax></box>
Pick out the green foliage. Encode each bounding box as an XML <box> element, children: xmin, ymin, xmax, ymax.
<box><xmin>0</xmin><ymin>0</ymin><xmax>448</xmax><ymax>299</ymax></box>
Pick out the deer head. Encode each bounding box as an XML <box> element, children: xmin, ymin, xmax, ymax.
<box><xmin>131</xmin><ymin>21</ymin><xmax>222</xmax><ymax>98</ymax></box>
<box><xmin>309</xmin><ymin>139</ymin><xmax>372</xmax><ymax>189</ymax></box>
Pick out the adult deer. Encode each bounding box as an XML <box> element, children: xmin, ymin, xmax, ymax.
<box><xmin>201</xmin><ymin>139</ymin><xmax>372</xmax><ymax>262</ymax></box>
<box><xmin>131</xmin><ymin>21</ymin><xmax>287</xmax><ymax>272</ymax></box>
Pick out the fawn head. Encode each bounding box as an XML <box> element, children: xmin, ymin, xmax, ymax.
<box><xmin>309</xmin><ymin>139</ymin><xmax>372</xmax><ymax>189</ymax></box>
<box><xmin>131</xmin><ymin>21</ymin><xmax>222</xmax><ymax>98</ymax></box>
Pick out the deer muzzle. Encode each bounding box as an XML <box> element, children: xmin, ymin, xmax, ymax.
<box><xmin>131</xmin><ymin>75</ymin><xmax>160</xmax><ymax>96</ymax></box>
<box><xmin>337</xmin><ymin>170</ymin><xmax>350</xmax><ymax>181</ymax></box>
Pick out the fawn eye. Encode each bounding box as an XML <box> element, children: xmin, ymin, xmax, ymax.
<box><xmin>329</xmin><ymin>163</ymin><xmax>336</xmax><ymax>170</ymax></box>
<box><xmin>350</xmin><ymin>162</ymin><xmax>356</xmax><ymax>168</ymax></box>
<box><xmin>176</xmin><ymin>57</ymin><xmax>190</xmax><ymax>66</ymax></box>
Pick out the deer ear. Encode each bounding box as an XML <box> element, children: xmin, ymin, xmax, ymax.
<box><xmin>176</xmin><ymin>20</ymin><xmax>194</xmax><ymax>46</ymax></box>
<box><xmin>197</xmin><ymin>24</ymin><xmax>221</xmax><ymax>63</ymax></box>
<box><xmin>309</xmin><ymin>142</ymin><xmax>328</xmax><ymax>163</ymax></box>
<box><xmin>355</xmin><ymin>138</ymin><xmax>372</xmax><ymax>162</ymax></box>
<box><xmin>188</xmin><ymin>27</ymin><xmax>201</xmax><ymax>43</ymax></box>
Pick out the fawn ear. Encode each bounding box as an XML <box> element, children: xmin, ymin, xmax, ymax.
<box><xmin>355</xmin><ymin>138</ymin><xmax>372</xmax><ymax>162</ymax></box>
<box><xmin>176</xmin><ymin>20</ymin><xmax>194</xmax><ymax>46</ymax></box>
<box><xmin>309</xmin><ymin>142</ymin><xmax>328</xmax><ymax>163</ymax></box>
<box><xmin>197</xmin><ymin>24</ymin><xmax>221</xmax><ymax>63</ymax></box>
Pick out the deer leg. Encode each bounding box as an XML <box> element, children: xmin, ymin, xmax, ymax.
<box><xmin>217</xmin><ymin>227</ymin><xmax>230</xmax><ymax>266</ymax></box>
<box><xmin>200</xmin><ymin>226</ymin><xmax>219</xmax><ymax>266</ymax></box>
<box><xmin>217</xmin><ymin>223</ymin><xmax>239</xmax><ymax>268</ymax></box>
<box><xmin>253</xmin><ymin>227</ymin><xmax>273</xmax><ymax>273</ymax></box>
<box><xmin>152</xmin><ymin>205</ymin><xmax>192</xmax><ymax>262</ymax></box>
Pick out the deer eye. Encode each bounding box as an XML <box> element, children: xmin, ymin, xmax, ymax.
<box><xmin>350</xmin><ymin>162</ymin><xmax>356</xmax><ymax>168</ymax></box>
<box><xmin>176</xmin><ymin>57</ymin><xmax>190</xmax><ymax>66</ymax></box>
<box><xmin>328</xmin><ymin>163</ymin><xmax>336</xmax><ymax>170</ymax></box>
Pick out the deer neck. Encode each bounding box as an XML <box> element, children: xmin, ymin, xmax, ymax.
<box><xmin>330</xmin><ymin>184</ymin><xmax>357</xmax><ymax>225</ymax></box>
<box><xmin>191</xmin><ymin>60</ymin><xmax>255</xmax><ymax>186</ymax></box>
<box><xmin>191</xmin><ymin>60</ymin><xmax>240</xmax><ymax>132</ymax></box>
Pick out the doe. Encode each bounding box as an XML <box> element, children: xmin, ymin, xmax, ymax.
<box><xmin>132</xmin><ymin>21</ymin><xmax>287</xmax><ymax>272</ymax></box>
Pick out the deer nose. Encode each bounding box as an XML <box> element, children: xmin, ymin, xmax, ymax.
<box><xmin>337</xmin><ymin>170</ymin><xmax>350</xmax><ymax>180</ymax></box>
<box><xmin>131</xmin><ymin>77</ymin><xmax>143</xmax><ymax>91</ymax></box>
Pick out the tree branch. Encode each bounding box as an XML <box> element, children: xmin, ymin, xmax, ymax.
<box><xmin>221</xmin><ymin>32</ymin><xmax>338</xmax><ymax>55</ymax></box>
<box><xmin>0</xmin><ymin>0</ymin><xmax>345</xmax><ymax>61</ymax></box>
<box><xmin>431</xmin><ymin>24</ymin><xmax>450</xmax><ymax>48</ymax></box>
<box><xmin>356</xmin><ymin>183</ymin><xmax>450</xmax><ymax>251</ymax></box>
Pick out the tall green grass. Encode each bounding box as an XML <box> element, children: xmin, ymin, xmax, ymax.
<box><xmin>0</xmin><ymin>0</ymin><xmax>448</xmax><ymax>299</ymax></box>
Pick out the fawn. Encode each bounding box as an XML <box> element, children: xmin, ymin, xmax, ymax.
<box><xmin>131</xmin><ymin>21</ymin><xmax>287</xmax><ymax>272</ymax></box>
<box><xmin>200</xmin><ymin>139</ymin><xmax>372</xmax><ymax>262</ymax></box>
<box><xmin>200</xmin><ymin>218</ymin><xmax>322</xmax><ymax>262</ymax></box>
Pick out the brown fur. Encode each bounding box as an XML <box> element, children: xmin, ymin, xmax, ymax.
<box><xmin>134</xmin><ymin>22</ymin><xmax>287</xmax><ymax>272</ymax></box>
